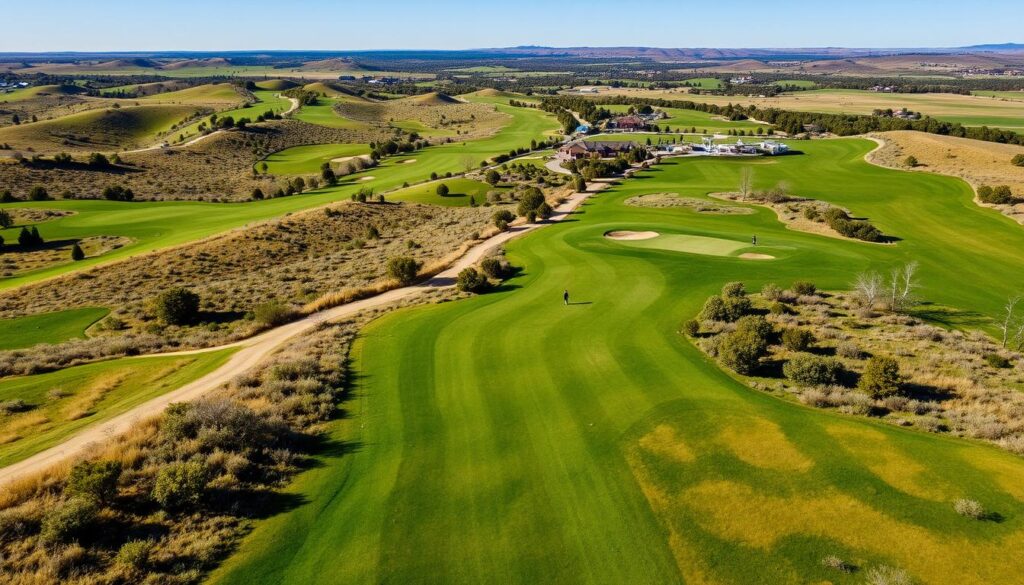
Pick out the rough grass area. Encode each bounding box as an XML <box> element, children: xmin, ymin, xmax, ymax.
<box><xmin>867</xmin><ymin>130</ymin><xmax>1024</xmax><ymax>224</ymax></box>
<box><xmin>0</xmin><ymin>235</ymin><xmax>132</xmax><ymax>277</ymax></box>
<box><xmin>0</xmin><ymin>348</ymin><xmax>234</xmax><ymax>466</ymax></box>
<box><xmin>625</xmin><ymin>192</ymin><xmax>753</xmax><ymax>214</ymax></box>
<box><xmin>335</xmin><ymin>93</ymin><xmax>508</xmax><ymax>139</ymax></box>
<box><xmin>0</xmin><ymin>307</ymin><xmax>108</xmax><ymax>350</ymax></box>
<box><xmin>0</xmin><ymin>202</ymin><xmax>493</xmax><ymax>345</ymax></box>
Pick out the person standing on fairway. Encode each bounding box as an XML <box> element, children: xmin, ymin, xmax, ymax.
<box><xmin>563</xmin><ymin>289</ymin><xmax>570</xmax><ymax>305</ymax></box>
<box><xmin>752</xmin><ymin>234</ymin><xmax>757</xmax><ymax>246</ymax></box>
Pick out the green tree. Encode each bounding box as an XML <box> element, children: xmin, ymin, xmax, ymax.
<box><xmin>71</xmin><ymin>243</ymin><xmax>85</xmax><ymax>261</ymax></box>
<box><xmin>492</xmin><ymin>209</ymin><xmax>514</xmax><ymax>231</ymax></box>
<box><xmin>718</xmin><ymin>316</ymin><xmax>772</xmax><ymax>375</ymax></box>
<box><xmin>436</xmin><ymin>183</ymin><xmax>450</xmax><ymax>196</ymax></box>
<box><xmin>152</xmin><ymin>460</ymin><xmax>208</xmax><ymax>509</ymax></box>
<box><xmin>152</xmin><ymin>288</ymin><xmax>200</xmax><ymax>326</ymax></box>
<box><xmin>698</xmin><ymin>295</ymin><xmax>729</xmax><ymax>322</ymax></box>
<box><xmin>456</xmin><ymin>267</ymin><xmax>489</xmax><ymax>293</ymax></box>
<box><xmin>67</xmin><ymin>460</ymin><xmax>121</xmax><ymax>504</ymax></box>
<box><xmin>485</xmin><ymin>169</ymin><xmax>501</xmax><ymax>186</ymax></box>
<box><xmin>859</xmin><ymin>356</ymin><xmax>901</xmax><ymax>397</ymax></box>
<box><xmin>572</xmin><ymin>174</ymin><xmax>587</xmax><ymax>193</ymax></box>
<box><xmin>28</xmin><ymin>185</ymin><xmax>49</xmax><ymax>201</ymax></box>
<box><xmin>0</xmin><ymin>209</ymin><xmax>12</xmax><ymax>229</ymax></box>
<box><xmin>386</xmin><ymin>257</ymin><xmax>421</xmax><ymax>285</ymax></box>
<box><xmin>781</xmin><ymin>328</ymin><xmax>814</xmax><ymax>351</ymax></box>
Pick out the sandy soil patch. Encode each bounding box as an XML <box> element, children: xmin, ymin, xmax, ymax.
<box><xmin>604</xmin><ymin>230</ymin><xmax>659</xmax><ymax>241</ymax></box>
<box><xmin>331</xmin><ymin>154</ymin><xmax>372</xmax><ymax>164</ymax></box>
<box><xmin>739</xmin><ymin>253</ymin><xmax>774</xmax><ymax>260</ymax></box>
<box><xmin>8</xmin><ymin>208</ymin><xmax>76</xmax><ymax>224</ymax></box>
<box><xmin>400</xmin><ymin>158</ymin><xmax>417</xmax><ymax>164</ymax></box>
<box><xmin>358</xmin><ymin>175</ymin><xmax>375</xmax><ymax>182</ymax></box>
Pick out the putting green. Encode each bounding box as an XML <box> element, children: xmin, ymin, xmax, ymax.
<box><xmin>611</xmin><ymin>232</ymin><xmax>759</xmax><ymax>257</ymax></box>
<box><xmin>210</xmin><ymin>138</ymin><xmax>1024</xmax><ymax>584</ymax></box>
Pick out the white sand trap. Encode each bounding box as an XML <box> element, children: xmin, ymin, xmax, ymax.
<box><xmin>400</xmin><ymin>159</ymin><xmax>417</xmax><ymax>164</ymax></box>
<box><xmin>739</xmin><ymin>253</ymin><xmax>775</xmax><ymax>260</ymax></box>
<box><xmin>605</xmin><ymin>230</ymin><xmax>659</xmax><ymax>241</ymax></box>
<box><xmin>332</xmin><ymin>154</ymin><xmax>372</xmax><ymax>164</ymax></box>
<box><xmin>359</xmin><ymin>176</ymin><xmax>375</xmax><ymax>182</ymax></box>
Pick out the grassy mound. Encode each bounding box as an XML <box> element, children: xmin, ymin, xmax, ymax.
<box><xmin>302</xmin><ymin>81</ymin><xmax>364</xmax><ymax>100</ymax></box>
<box><xmin>139</xmin><ymin>82</ymin><xmax>243</xmax><ymax>105</ymax></box>
<box><xmin>406</xmin><ymin>91</ymin><xmax>460</xmax><ymax>106</ymax></box>
<box><xmin>254</xmin><ymin>79</ymin><xmax>300</xmax><ymax>91</ymax></box>
<box><xmin>0</xmin><ymin>104</ymin><xmax>203</xmax><ymax>152</ymax></box>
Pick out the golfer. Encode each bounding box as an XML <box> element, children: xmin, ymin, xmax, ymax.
<box><xmin>752</xmin><ymin>234</ymin><xmax>757</xmax><ymax>246</ymax></box>
<box><xmin>563</xmin><ymin>289</ymin><xmax>570</xmax><ymax>305</ymax></box>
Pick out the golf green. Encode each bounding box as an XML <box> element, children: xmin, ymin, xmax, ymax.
<box><xmin>209</xmin><ymin>138</ymin><xmax>1024</xmax><ymax>584</ymax></box>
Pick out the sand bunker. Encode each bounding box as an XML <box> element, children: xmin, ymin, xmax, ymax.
<box><xmin>358</xmin><ymin>176</ymin><xmax>375</xmax><ymax>182</ymax></box>
<box><xmin>331</xmin><ymin>154</ymin><xmax>372</xmax><ymax>164</ymax></box>
<box><xmin>400</xmin><ymin>159</ymin><xmax>417</xmax><ymax>164</ymax></box>
<box><xmin>604</xmin><ymin>230</ymin><xmax>659</xmax><ymax>241</ymax></box>
<box><xmin>739</xmin><ymin>253</ymin><xmax>775</xmax><ymax>260</ymax></box>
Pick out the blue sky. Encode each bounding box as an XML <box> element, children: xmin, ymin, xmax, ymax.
<box><xmin>1</xmin><ymin>0</ymin><xmax>1021</xmax><ymax>52</ymax></box>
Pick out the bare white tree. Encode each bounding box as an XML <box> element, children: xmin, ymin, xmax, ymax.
<box><xmin>461</xmin><ymin>155</ymin><xmax>477</xmax><ymax>173</ymax></box>
<box><xmin>999</xmin><ymin>295</ymin><xmax>1022</xmax><ymax>348</ymax></box>
<box><xmin>738</xmin><ymin>167</ymin><xmax>754</xmax><ymax>199</ymax></box>
<box><xmin>887</xmin><ymin>261</ymin><xmax>919</xmax><ymax>313</ymax></box>
<box><xmin>853</xmin><ymin>270</ymin><xmax>884</xmax><ymax>309</ymax></box>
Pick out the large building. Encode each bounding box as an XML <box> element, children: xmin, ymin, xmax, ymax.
<box><xmin>557</xmin><ymin>140</ymin><xmax>640</xmax><ymax>160</ymax></box>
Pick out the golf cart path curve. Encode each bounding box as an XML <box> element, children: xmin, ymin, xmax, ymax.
<box><xmin>0</xmin><ymin>186</ymin><xmax>602</xmax><ymax>486</ymax></box>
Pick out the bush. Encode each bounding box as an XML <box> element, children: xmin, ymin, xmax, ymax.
<box><xmin>67</xmin><ymin>460</ymin><xmax>121</xmax><ymax>504</ymax></box>
<box><xmin>480</xmin><ymin>257</ymin><xmax>510</xmax><ymax>280</ymax></box>
<box><xmin>904</xmin><ymin>155</ymin><xmax>918</xmax><ymax>167</ymax></box>
<box><xmin>1013</xmin><ymin>154</ymin><xmax>1024</xmax><ymax>167</ymax></box>
<box><xmin>821</xmin><ymin>555</ymin><xmax>853</xmax><ymax>573</ymax></box>
<box><xmin>723</xmin><ymin>295</ymin><xmax>752</xmax><ymax>321</ymax></box>
<box><xmin>115</xmin><ymin>539</ymin><xmax>154</xmax><ymax>571</ymax></box>
<box><xmin>721</xmin><ymin>281</ymin><xmax>746</xmax><ymax>298</ymax></box>
<box><xmin>436</xmin><ymin>183</ymin><xmax>449</xmax><ymax>196</ymax></box>
<box><xmin>953</xmin><ymin>498</ymin><xmax>986</xmax><ymax>520</ymax></box>
<box><xmin>761</xmin><ymin>282</ymin><xmax>782</xmax><ymax>300</ymax></box>
<box><xmin>28</xmin><ymin>185</ymin><xmax>49</xmax><ymax>201</ymax></box>
<box><xmin>984</xmin><ymin>354</ymin><xmax>1012</xmax><ymax>368</ymax></box>
<box><xmin>769</xmin><ymin>301</ymin><xmax>790</xmax><ymax>315</ymax></box>
<box><xmin>152</xmin><ymin>288</ymin><xmax>200</xmax><ymax>326</ymax></box>
<box><xmin>864</xmin><ymin>565</ymin><xmax>913</xmax><ymax>585</ymax></box>
<box><xmin>456</xmin><ymin>267</ymin><xmax>489</xmax><ymax>293</ymax></box>
<box><xmin>682</xmin><ymin>319</ymin><xmax>700</xmax><ymax>336</ymax></box>
<box><xmin>40</xmin><ymin>497</ymin><xmax>98</xmax><ymax>545</ymax></box>
<box><xmin>0</xmin><ymin>209</ymin><xmax>11</xmax><ymax>229</ymax></box>
<box><xmin>783</xmin><ymin>354</ymin><xmax>843</xmax><ymax>386</ymax></box>
<box><xmin>859</xmin><ymin>356</ymin><xmax>901</xmax><ymax>397</ymax></box>
<box><xmin>781</xmin><ymin>328</ymin><xmax>814</xmax><ymax>351</ymax></box>
<box><xmin>386</xmin><ymin>256</ymin><xmax>421</xmax><ymax>285</ymax></box>
<box><xmin>71</xmin><ymin>243</ymin><xmax>85</xmax><ymax>261</ymax></box>
<box><xmin>718</xmin><ymin>316</ymin><xmax>772</xmax><ymax>375</ymax></box>
<box><xmin>791</xmin><ymin>281</ymin><xmax>816</xmax><ymax>295</ymax></box>
<box><xmin>978</xmin><ymin>184</ymin><xmax>1014</xmax><ymax>204</ymax></box>
<box><xmin>492</xmin><ymin>209</ymin><xmax>514</xmax><ymax>229</ymax></box>
<box><xmin>698</xmin><ymin>295</ymin><xmax>729</xmax><ymax>322</ymax></box>
<box><xmin>152</xmin><ymin>460</ymin><xmax>209</xmax><ymax>509</ymax></box>
<box><xmin>516</xmin><ymin>188</ymin><xmax>546</xmax><ymax>217</ymax></box>
<box><xmin>253</xmin><ymin>301</ymin><xmax>297</xmax><ymax>326</ymax></box>
<box><xmin>101</xmin><ymin>185</ymin><xmax>134</xmax><ymax>201</ymax></box>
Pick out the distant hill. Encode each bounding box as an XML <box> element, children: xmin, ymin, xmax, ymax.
<box><xmin>406</xmin><ymin>92</ymin><xmax>459</xmax><ymax>106</ymax></box>
<box><xmin>962</xmin><ymin>43</ymin><xmax>1024</xmax><ymax>52</ymax></box>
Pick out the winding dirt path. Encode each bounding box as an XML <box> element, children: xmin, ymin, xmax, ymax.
<box><xmin>0</xmin><ymin>187</ymin><xmax>601</xmax><ymax>486</ymax></box>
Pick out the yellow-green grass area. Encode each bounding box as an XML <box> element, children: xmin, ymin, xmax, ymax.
<box><xmin>254</xmin><ymin>79</ymin><xmax>300</xmax><ymax>91</ymax></box>
<box><xmin>211</xmin><ymin>138</ymin><xmax>1024</xmax><ymax>584</ymax></box>
<box><xmin>292</xmin><ymin>98</ymin><xmax>367</xmax><ymax>130</ymax></box>
<box><xmin>388</xmin><ymin>178</ymin><xmax>505</xmax><ymax>206</ymax></box>
<box><xmin>137</xmin><ymin>83</ymin><xmax>244</xmax><ymax>105</ymax></box>
<box><xmin>603</xmin><ymin>104</ymin><xmax>767</xmax><ymax>134</ymax></box>
<box><xmin>260</xmin><ymin>143</ymin><xmax>370</xmax><ymax>175</ymax></box>
<box><xmin>0</xmin><ymin>84</ymin><xmax>86</xmax><ymax>102</ymax></box>
<box><xmin>612</xmin><ymin>232</ymin><xmax>787</xmax><ymax>259</ymax></box>
<box><xmin>972</xmin><ymin>90</ymin><xmax>1024</xmax><ymax>101</ymax></box>
<box><xmin>0</xmin><ymin>348</ymin><xmax>235</xmax><ymax>467</ymax></box>
<box><xmin>0</xmin><ymin>104</ymin><xmax>203</xmax><ymax>152</ymax></box>
<box><xmin>772</xmin><ymin>79</ymin><xmax>818</xmax><ymax>88</ymax></box>
<box><xmin>682</xmin><ymin>77</ymin><xmax>725</xmax><ymax>89</ymax></box>
<box><xmin>0</xmin><ymin>308</ymin><xmax>109</xmax><ymax>350</ymax></box>
<box><xmin>172</xmin><ymin>90</ymin><xmax>291</xmax><ymax>142</ymax></box>
<box><xmin>0</xmin><ymin>93</ymin><xmax>560</xmax><ymax>290</ymax></box>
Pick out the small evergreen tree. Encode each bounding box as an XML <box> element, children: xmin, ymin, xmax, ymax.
<box><xmin>71</xmin><ymin>242</ymin><xmax>85</xmax><ymax>261</ymax></box>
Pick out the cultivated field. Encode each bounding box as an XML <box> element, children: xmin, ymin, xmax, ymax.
<box><xmin>209</xmin><ymin>138</ymin><xmax>1024</xmax><ymax>584</ymax></box>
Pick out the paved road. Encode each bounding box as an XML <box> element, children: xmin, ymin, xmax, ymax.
<box><xmin>0</xmin><ymin>187</ymin><xmax>599</xmax><ymax>486</ymax></box>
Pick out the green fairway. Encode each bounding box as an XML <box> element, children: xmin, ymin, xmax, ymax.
<box><xmin>0</xmin><ymin>348</ymin><xmax>235</xmax><ymax>466</ymax></box>
<box><xmin>260</xmin><ymin>143</ymin><xmax>370</xmax><ymax>175</ymax></box>
<box><xmin>389</xmin><ymin>177</ymin><xmax>500</xmax><ymax>206</ymax></box>
<box><xmin>0</xmin><ymin>94</ymin><xmax>558</xmax><ymax>290</ymax></box>
<box><xmin>0</xmin><ymin>307</ymin><xmax>109</xmax><ymax>350</ymax></box>
<box><xmin>209</xmin><ymin>138</ymin><xmax>1024</xmax><ymax>584</ymax></box>
<box><xmin>292</xmin><ymin>97</ymin><xmax>367</xmax><ymax>129</ymax></box>
<box><xmin>173</xmin><ymin>90</ymin><xmax>291</xmax><ymax>141</ymax></box>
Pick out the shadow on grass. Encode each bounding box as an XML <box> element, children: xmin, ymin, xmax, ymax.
<box><xmin>911</xmin><ymin>303</ymin><xmax>988</xmax><ymax>329</ymax></box>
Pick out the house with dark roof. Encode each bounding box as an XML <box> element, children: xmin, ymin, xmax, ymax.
<box><xmin>557</xmin><ymin>140</ymin><xmax>640</xmax><ymax>160</ymax></box>
<box><xmin>605</xmin><ymin>115</ymin><xmax>648</xmax><ymax>132</ymax></box>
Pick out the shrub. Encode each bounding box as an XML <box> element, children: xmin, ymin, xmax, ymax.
<box><xmin>791</xmin><ymin>281</ymin><xmax>816</xmax><ymax>295</ymax></box>
<box><xmin>904</xmin><ymin>155</ymin><xmax>918</xmax><ymax>167</ymax></box>
<box><xmin>781</xmin><ymin>328</ymin><xmax>814</xmax><ymax>351</ymax></box>
<box><xmin>386</xmin><ymin>256</ymin><xmax>421</xmax><ymax>285</ymax></box>
<box><xmin>0</xmin><ymin>399</ymin><xmax>29</xmax><ymax>414</ymax></box>
<box><xmin>682</xmin><ymin>319</ymin><xmax>700</xmax><ymax>336</ymax></box>
<box><xmin>718</xmin><ymin>316</ymin><xmax>772</xmax><ymax>375</ymax></box>
<box><xmin>516</xmin><ymin>188</ymin><xmax>546</xmax><ymax>217</ymax></box>
<box><xmin>836</xmin><ymin>342</ymin><xmax>864</xmax><ymax>359</ymax></box>
<box><xmin>953</xmin><ymin>498</ymin><xmax>986</xmax><ymax>520</ymax></box>
<box><xmin>115</xmin><ymin>539</ymin><xmax>154</xmax><ymax>571</ymax></box>
<box><xmin>783</xmin><ymin>354</ymin><xmax>843</xmax><ymax>386</ymax></box>
<box><xmin>456</xmin><ymin>267</ymin><xmax>489</xmax><ymax>293</ymax></box>
<box><xmin>28</xmin><ymin>185</ymin><xmax>49</xmax><ymax>201</ymax></box>
<box><xmin>0</xmin><ymin>209</ymin><xmax>11</xmax><ymax>229</ymax></box>
<box><xmin>152</xmin><ymin>460</ymin><xmax>209</xmax><ymax>509</ymax></box>
<box><xmin>864</xmin><ymin>565</ymin><xmax>913</xmax><ymax>585</ymax></box>
<box><xmin>101</xmin><ymin>185</ymin><xmax>134</xmax><ymax>201</ymax></box>
<box><xmin>436</xmin><ymin>183</ymin><xmax>449</xmax><ymax>196</ymax></box>
<box><xmin>978</xmin><ymin>184</ymin><xmax>1014</xmax><ymax>204</ymax></box>
<box><xmin>152</xmin><ymin>288</ymin><xmax>200</xmax><ymax>326</ymax></box>
<box><xmin>698</xmin><ymin>295</ymin><xmax>729</xmax><ymax>322</ymax></box>
<box><xmin>821</xmin><ymin>555</ymin><xmax>853</xmax><ymax>573</ymax></box>
<box><xmin>253</xmin><ymin>301</ymin><xmax>297</xmax><ymax>326</ymax></box>
<box><xmin>769</xmin><ymin>301</ymin><xmax>790</xmax><ymax>315</ymax></box>
<box><xmin>721</xmin><ymin>282</ymin><xmax>746</xmax><ymax>298</ymax></box>
<box><xmin>859</xmin><ymin>356</ymin><xmax>901</xmax><ymax>397</ymax></box>
<box><xmin>67</xmin><ymin>460</ymin><xmax>121</xmax><ymax>504</ymax></box>
<box><xmin>485</xmin><ymin>169</ymin><xmax>501</xmax><ymax>185</ymax></box>
<box><xmin>723</xmin><ymin>295</ymin><xmax>752</xmax><ymax>321</ymax></box>
<box><xmin>761</xmin><ymin>282</ymin><xmax>782</xmax><ymax>300</ymax></box>
<box><xmin>572</xmin><ymin>174</ymin><xmax>587</xmax><ymax>193</ymax></box>
<box><xmin>1012</xmin><ymin>154</ymin><xmax>1024</xmax><ymax>167</ymax></box>
<box><xmin>40</xmin><ymin>497</ymin><xmax>98</xmax><ymax>545</ymax></box>
<box><xmin>984</xmin><ymin>354</ymin><xmax>1011</xmax><ymax>368</ymax></box>
<box><xmin>71</xmin><ymin>243</ymin><xmax>85</xmax><ymax>261</ymax></box>
<box><xmin>480</xmin><ymin>257</ymin><xmax>509</xmax><ymax>280</ymax></box>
